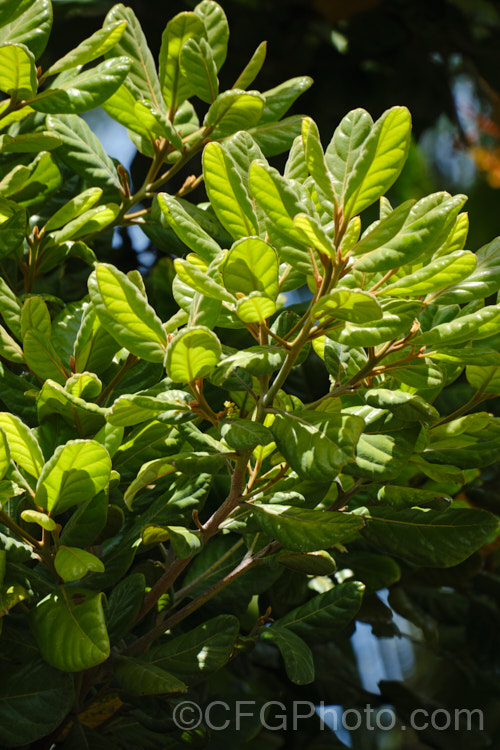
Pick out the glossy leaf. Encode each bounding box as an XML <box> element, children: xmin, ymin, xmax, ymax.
<box><xmin>54</xmin><ymin>546</ymin><xmax>105</xmax><ymax>582</ymax></box>
<box><xmin>165</xmin><ymin>326</ymin><xmax>221</xmax><ymax>382</ymax></box>
<box><xmin>114</xmin><ymin>655</ymin><xmax>186</xmax><ymax>695</ymax></box>
<box><xmin>158</xmin><ymin>193</ymin><xmax>222</xmax><ymax>262</ymax></box>
<box><xmin>31</xmin><ymin>57</ymin><xmax>131</xmax><ymax>114</ymax></box>
<box><xmin>0</xmin><ymin>0</ymin><xmax>52</xmax><ymax>58</ymax></box>
<box><xmin>204</xmin><ymin>89</ymin><xmax>265</xmax><ymax>138</ymax></box>
<box><xmin>250</xmin><ymin>504</ymin><xmax>363</xmax><ymax>553</ymax></box>
<box><xmin>418</xmin><ymin>304</ymin><xmax>500</xmax><ymax>347</ymax></box>
<box><xmin>233</xmin><ymin>41</ymin><xmax>267</xmax><ymax>89</ymax></box>
<box><xmin>259</xmin><ymin>76</ymin><xmax>313</xmax><ymax>123</ymax></box>
<box><xmin>44</xmin><ymin>21</ymin><xmax>127</xmax><ymax>77</ymax></box>
<box><xmin>437</xmin><ymin>237</ymin><xmax>500</xmax><ymax>304</ymax></box>
<box><xmin>236</xmin><ymin>293</ymin><xmax>276</xmax><ymax>322</ymax></box>
<box><xmin>221</xmin><ymin>418</ymin><xmax>273</xmax><ymax>450</ymax></box>
<box><xmin>180</xmin><ymin>36</ymin><xmax>218</xmax><ymax>103</ymax></box>
<box><xmin>159</xmin><ymin>11</ymin><xmax>206</xmax><ymax>111</ymax></box>
<box><xmin>363</xmin><ymin>507</ymin><xmax>499</xmax><ymax>567</ymax></box>
<box><xmin>194</xmin><ymin>0</ymin><xmax>228</xmax><ymax>71</ymax></box>
<box><xmin>222</xmin><ymin>236</ymin><xmax>279</xmax><ymax>298</ymax></box>
<box><xmin>380</xmin><ymin>250</ymin><xmax>477</xmax><ymax>296</ymax></box>
<box><xmin>31</xmin><ymin>589</ymin><xmax>110</xmax><ymax>672</ymax></box>
<box><xmin>313</xmin><ymin>288</ymin><xmax>382</xmax><ymax>324</ymax></box>
<box><xmin>0</xmin><ymin>412</ymin><xmax>43</xmax><ymax>478</ymax></box>
<box><xmin>0</xmin><ymin>198</ymin><xmax>27</xmax><ymax>259</ymax></box>
<box><xmin>35</xmin><ymin>439</ymin><xmax>111</xmax><ymax>515</ymax></box>
<box><xmin>0</xmin><ymin>43</ymin><xmax>36</xmax><ymax>98</ymax></box>
<box><xmin>89</xmin><ymin>263</ymin><xmax>167</xmax><ymax>362</ymax></box>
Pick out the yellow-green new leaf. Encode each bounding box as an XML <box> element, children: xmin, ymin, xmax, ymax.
<box><xmin>0</xmin><ymin>413</ymin><xmax>43</xmax><ymax>478</ymax></box>
<box><xmin>222</xmin><ymin>236</ymin><xmax>279</xmax><ymax>297</ymax></box>
<box><xmin>236</xmin><ymin>293</ymin><xmax>276</xmax><ymax>323</ymax></box>
<box><xmin>312</xmin><ymin>288</ymin><xmax>382</xmax><ymax>324</ymax></box>
<box><xmin>88</xmin><ymin>263</ymin><xmax>167</xmax><ymax>362</ymax></box>
<box><xmin>54</xmin><ymin>546</ymin><xmax>105</xmax><ymax>582</ymax></box>
<box><xmin>0</xmin><ymin>429</ymin><xmax>9</xmax><ymax>481</ymax></box>
<box><xmin>159</xmin><ymin>11</ymin><xmax>206</xmax><ymax>111</ymax></box>
<box><xmin>165</xmin><ymin>326</ymin><xmax>221</xmax><ymax>382</ymax></box>
<box><xmin>35</xmin><ymin>439</ymin><xmax>111</xmax><ymax>515</ymax></box>
<box><xmin>344</xmin><ymin>106</ymin><xmax>412</xmax><ymax>218</ymax></box>
<box><xmin>0</xmin><ymin>43</ymin><xmax>36</xmax><ymax>99</ymax></box>
<box><xmin>43</xmin><ymin>187</ymin><xmax>102</xmax><ymax>232</ymax></box>
<box><xmin>203</xmin><ymin>142</ymin><xmax>259</xmax><ymax>239</ymax></box>
<box><xmin>204</xmin><ymin>89</ymin><xmax>264</xmax><ymax>138</ymax></box>
<box><xmin>380</xmin><ymin>250</ymin><xmax>477</xmax><ymax>297</ymax></box>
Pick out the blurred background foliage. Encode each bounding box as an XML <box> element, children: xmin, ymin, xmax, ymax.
<box><xmin>36</xmin><ymin>2</ymin><xmax>500</xmax><ymax>748</ymax></box>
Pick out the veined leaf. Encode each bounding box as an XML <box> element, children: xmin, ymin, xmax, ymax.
<box><xmin>133</xmin><ymin>99</ymin><xmax>183</xmax><ymax>150</ymax></box>
<box><xmin>302</xmin><ymin>116</ymin><xmax>336</xmax><ymax>208</ymax></box>
<box><xmin>0</xmin><ymin>0</ymin><xmax>52</xmax><ymax>59</ymax></box>
<box><xmin>21</xmin><ymin>296</ymin><xmax>51</xmax><ymax>340</ymax></box>
<box><xmin>249</xmin><ymin>160</ymin><xmax>306</xmax><ymax>243</ymax></box>
<box><xmin>31</xmin><ymin>589</ymin><xmax>109</xmax><ymax>672</ymax></box>
<box><xmin>312</xmin><ymin>288</ymin><xmax>382</xmax><ymax>324</ymax></box>
<box><xmin>165</xmin><ymin>326</ymin><xmax>221</xmax><ymax>382</ymax></box>
<box><xmin>203</xmin><ymin>142</ymin><xmax>259</xmax><ymax>238</ymax></box>
<box><xmin>276</xmin><ymin>580</ymin><xmax>365</xmax><ymax>639</ymax></box>
<box><xmin>221</xmin><ymin>418</ymin><xmax>273</xmax><ymax>451</ymax></box>
<box><xmin>43</xmin><ymin>21</ymin><xmax>127</xmax><ymax>77</ymax></box>
<box><xmin>362</xmin><ymin>507</ymin><xmax>499</xmax><ymax>567</ymax></box>
<box><xmin>89</xmin><ymin>263</ymin><xmax>167</xmax><ymax>362</ymax></box>
<box><xmin>248</xmin><ymin>115</ymin><xmax>304</xmax><ymax>157</ymax></box>
<box><xmin>146</xmin><ymin>614</ymin><xmax>239</xmax><ymax>684</ymax></box>
<box><xmin>47</xmin><ymin>114</ymin><xmax>122</xmax><ymax>201</ymax></box>
<box><xmin>114</xmin><ymin>655</ymin><xmax>186</xmax><ymax>695</ymax></box>
<box><xmin>159</xmin><ymin>11</ymin><xmax>206</xmax><ymax>112</ymax></box>
<box><xmin>418</xmin><ymin>304</ymin><xmax>500</xmax><ymax>347</ymax></box>
<box><xmin>436</xmin><ymin>237</ymin><xmax>500</xmax><ymax>304</ymax></box>
<box><xmin>345</xmin><ymin>428</ymin><xmax>419</xmax><ymax>481</ymax></box>
<box><xmin>259</xmin><ymin>75</ymin><xmax>313</xmax><ymax>123</ymax></box>
<box><xmin>222</xmin><ymin>236</ymin><xmax>279</xmax><ymax>298</ymax></box>
<box><xmin>204</xmin><ymin>89</ymin><xmax>264</xmax><ymax>138</ymax></box>
<box><xmin>54</xmin><ymin>546</ymin><xmax>105</xmax><ymax>582</ymax></box>
<box><xmin>325</xmin><ymin>108</ymin><xmax>374</xmax><ymax>206</ymax></box>
<box><xmin>23</xmin><ymin>330</ymin><xmax>68</xmax><ymax>384</ymax></box>
<box><xmin>250</xmin><ymin>503</ymin><xmax>363</xmax><ymax>553</ymax></box>
<box><xmin>270</xmin><ymin>411</ymin><xmax>365</xmax><ymax>481</ymax></box>
<box><xmin>236</xmin><ymin>293</ymin><xmax>276</xmax><ymax>322</ymax></box>
<box><xmin>43</xmin><ymin>187</ymin><xmax>103</xmax><ymax>232</ymax></box>
<box><xmin>194</xmin><ymin>0</ymin><xmax>229</xmax><ymax>71</ymax></box>
<box><xmin>158</xmin><ymin>193</ymin><xmax>222</xmax><ymax>262</ymax></box>
<box><xmin>31</xmin><ymin>57</ymin><xmax>131</xmax><ymax>114</ymax></box>
<box><xmin>0</xmin><ymin>197</ymin><xmax>27</xmax><ymax>259</ymax></box>
<box><xmin>124</xmin><ymin>456</ymin><xmax>178</xmax><ymax>507</ymax></box>
<box><xmin>0</xmin><ymin>413</ymin><xmax>43</xmax><ymax>478</ymax></box>
<box><xmin>35</xmin><ymin>439</ymin><xmax>111</xmax><ymax>515</ymax></box>
<box><xmin>344</xmin><ymin>106</ymin><xmax>411</xmax><ymax>217</ymax></box>
<box><xmin>0</xmin><ymin>43</ymin><xmax>36</xmax><ymax>98</ymax></box>
<box><xmin>380</xmin><ymin>250</ymin><xmax>477</xmax><ymax>296</ymax></box>
<box><xmin>180</xmin><ymin>36</ymin><xmax>218</xmax><ymax>103</ymax></box>
<box><xmin>104</xmin><ymin>4</ymin><xmax>164</xmax><ymax>111</ymax></box>
<box><xmin>329</xmin><ymin>300</ymin><xmax>420</xmax><ymax>347</ymax></box>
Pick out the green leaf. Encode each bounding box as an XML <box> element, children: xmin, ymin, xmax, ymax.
<box><xmin>174</xmin><ymin>257</ymin><xmax>234</xmax><ymax>303</ymax></box>
<box><xmin>301</xmin><ymin>116</ymin><xmax>336</xmax><ymax>209</ymax></box>
<box><xmin>236</xmin><ymin>293</ymin><xmax>276</xmax><ymax>322</ymax></box>
<box><xmin>163</xmin><ymin>525</ymin><xmax>203</xmax><ymax>558</ymax></box>
<box><xmin>194</xmin><ymin>0</ymin><xmax>229</xmax><ymax>71</ymax></box>
<box><xmin>89</xmin><ymin>263</ymin><xmax>167</xmax><ymax>363</ymax></box>
<box><xmin>277</xmin><ymin>549</ymin><xmax>337</xmax><ymax>575</ymax></box>
<box><xmin>31</xmin><ymin>57</ymin><xmax>131</xmax><ymax>114</ymax></box>
<box><xmin>353</xmin><ymin>193</ymin><xmax>467</xmax><ymax>273</ymax></box>
<box><xmin>133</xmin><ymin>99</ymin><xmax>183</xmax><ymax>150</ymax></box>
<box><xmin>21</xmin><ymin>296</ymin><xmax>51</xmax><ymax>339</ymax></box>
<box><xmin>44</xmin><ymin>21</ymin><xmax>127</xmax><ymax>77</ymax></box>
<box><xmin>248</xmin><ymin>114</ymin><xmax>304</xmax><ymax>157</ymax></box>
<box><xmin>0</xmin><ymin>659</ymin><xmax>74</xmax><ymax>748</ymax></box>
<box><xmin>221</xmin><ymin>418</ymin><xmax>273</xmax><ymax>451</ymax></box>
<box><xmin>364</xmin><ymin>388</ymin><xmax>438</xmax><ymax>423</ymax></box>
<box><xmin>362</xmin><ymin>507</ymin><xmax>499</xmax><ymax>567</ymax></box>
<box><xmin>277</xmin><ymin>580</ymin><xmax>365</xmax><ymax>639</ymax></box>
<box><xmin>166</xmin><ymin>326</ymin><xmax>221</xmax><ymax>382</ymax></box>
<box><xmin>0</xmin><ymin>412</ymin><xmax>43</xmax><ymax>478</ymax></box>
<box><xmin>105</xmin><ymin>572</ymin><xmax>145</xmax><ymax>643</ymax></box>
<box><xmin>259</xmin><ymin>76</ymin><xmax>313</xmax><ymax>123</ymax></box>
<box><xmin>0</xmin><ymin>43</ymin><xmax>36</xmax><ymax>98</ymax></box>
<box><xmin>60</xmin><ymin>493</ymin><xmax>108</xmax><ymax>548</ymax></box>
<box><xmin>222</xmin><ymin>236</ymin><xmax>279</xmax><ymax>298</ymax></box>
<box><xmin>23</xmin><ymin>330</ymin><xmax>68</xmax><ymax>384</ymax></box>
<box><xmin>248</xmin><ymin>161</ymin><xmax>305</xmax><ymax>244</ymax></box>
<box><xmin>312</xmin><ymin>288</ymin><xmax>382</xmax><ymax>324</ymax></box>
<box><xmin>0</xmin><ymin>278</ymin><xmax>21</xmax><ymax>338</ymax></box>
<box><xmin>0</xmin><ymin>131</ymin><xmax>61</xmax><ymax>153</ymax></box>
<box><xmin>344</xmin><ymin>106</ymin><xmax>411</xmax><ymax>217</ymax></box>
<box><xmin>54</xmin><ymin>546</ymin><xmax>105</xmax><ymax>582</ymax></box>
<box><xmin>0</xmin><ymin>0</ymin><xmax>52</xmax><ymax>58</ymax></box>
<box><xmin>336</xmin><ymin>552</ymin><xmax>400</xmax><ymax>593</ymax></box>
<box><xmin>436</xmin><ymin>237</ymin><xmax>500</xmax><ymax>304</ymax></box>
<box><xmin>107</xmin><ymin>388</ymin><xmax>191</xmax><ymax>427</ymax></box>
<box><xmin>270</xmin><ymin>411</ymin><xmax>365</xmax><ymax>481</ymax></box>
<box><xmin>159</xmin><ymin>11</ymin><xmax>205</xmax><ymax>112</ymax></box>
<box><xmin>233</xmin><ymin>41</ymin><xmax>267</xmax><ymax>89</ymax></box>
<box><xmin>6</xmin><ymin>151</ymin><xmax>61</xmax><ymax>209</ymax></box>
<box><xmin>293</xmin><ymin>213</ymin><xmax>335</xmax><ymax>259</ymax></box>
<box><xmin>204</xmin><ymin>89</ymin><xmax>265</xmax><ymax>138</ymax></box>
<box><xmin>203</xmin><ymin>142</ymin><xmax>259</xmax><ymax>239</ymax></box>
<box><xmin>124</xmin><ymin>457</ymin><xmax>178</xmax><ymax>508</ymax></box>
<box><xmin>43</xmin><ymin>187</ymin><xmax>103</xmax><ymax>232</ymax></box>
<box><xmin>419</xmin><ymin>304</ymin><xmax>500</xmax><ymax>347</ymax></box>
<box><xmin>157</xmin><ymin>193</ymin><xmax>222</xmax><ymax>262</ymax></box>
<box><xmin>261</xmin><ymin>626</ymin><xmax>314</xmax><ymax>685</ymax></box>
<box><xmin>324</xmin><ymin>108</ymin><xmax>373</xmax><ymax>206</ymax></box>
<box><xmin>46</xmin><ymin>202</ymin><xmax>119</xmax><ymax>244</ymax></box>
<box><xmin>104</xmin><ymin>5</ymin><xmax>164</xmax><ymax>111</ymax></box>
<box><xmin>31</xmin><ymin>588</ymin><xmax>110</xmax><ymax>672</ymax></box>
<box><xmin>212</xmin><ymin>346</ymin><xmax>286</xmax><ymax>383</ymax></box>
<box><xmin>329</xmin><ymin>299</ymin><xmax>420</xmax><ymax>347</ymax></box>
<box><xmin>180</xmin><ymin>36</ymin><xmax>218</xmax><ymax>103</ymax></box>
<box><xmin>114</xmin><ymin>655</ymin><xmax>186</xmax><ymax>695</ymax></box>
<box><xmin>466</xmin><ymin>364</ymin><xmax>500</xmax><ymax>394</ymax></box>
<box><xmin>47</xmin><ymin>114</ymin><xmax>122</xmax><ymax>201</ymax></box>
<box><xmin>250</xmin><ymin>504</ymin><xmax>363</xmax><ymax>553</ymax></box>
<box><xmin>0</xmin><ymin>429</ymin><xmax>9</xmax><ymax>481</ymax></box>
<box><xmin>377</xmin><ymin>485</ymin><xmax>451</xmax><ymax>509</ymax></box>
<box><xmin>345</xmin><ymin>428</ymin><xmax>419</xmax><ymax>480</ymax></box>
<box><xmin>0</xmin><ymin>197</ymin><xmax>27</xmax><ymax>259</ymax></box>
<box><xmin>146</xmin><ymin>614</ymin><xmax>239</xmax><ymax>684</ymax></box>
<box><xmin>35</xmin><ymin>439</ymin><xmax>111</xmax><ymax>515</ymax></box>
<box><xmin>380</xmin><ymin>250</ymin><xmax>477</xmax><ymax>296</ymax></box>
